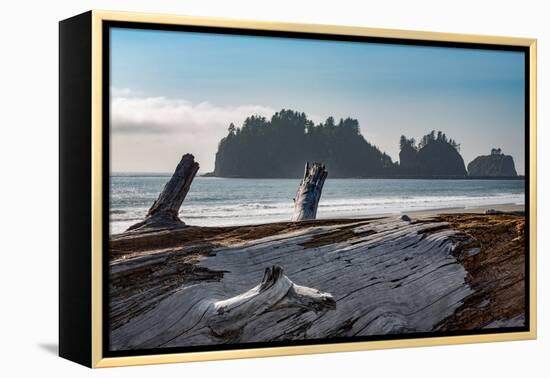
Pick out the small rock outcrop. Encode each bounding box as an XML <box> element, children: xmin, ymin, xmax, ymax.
<box><xmin>467</xmin><ymin>149</ymin><xmax>518</xmax><ymax>177</ymax></box>
<box><xmin>401</xmin><ymin>214</ymin><xmax>412</xmax><ymax>222</ymax></box>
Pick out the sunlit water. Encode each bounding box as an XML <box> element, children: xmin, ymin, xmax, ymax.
<box><xmin>109</xmin><ymin>175</ymin><xmax>525</xmax><ymax>234</ymax></box>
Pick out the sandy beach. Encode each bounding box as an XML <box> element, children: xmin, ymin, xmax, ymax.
<box><xmin>408</xmin><ymin>203</ymin><xmax>524</xmax><ymax>216</ymax></box>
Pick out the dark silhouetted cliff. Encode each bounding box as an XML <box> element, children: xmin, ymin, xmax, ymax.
<box><xmin>398</xmin><ymin>131</ymin><xmax>467</xmax><ymax>177</ymax></box>
<box><xmin>211</xmin><ymin>113</ymin><xmax>488</xmax><ymax>179</ymax></box>
<box><xmin>213</xmin><ymin>109</ymin><xmax>396</xmax><ymax>178</ymax></box>
<box><xmin>467</xmin><ymin>148</ymin><xmax>518</xmax><ymax>177</ymax></box>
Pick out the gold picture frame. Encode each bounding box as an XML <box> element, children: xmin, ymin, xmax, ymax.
<box><xmin>59</xmin><ymin>10</ymin><xmax>537</xmax><ymax>368</ymax></box>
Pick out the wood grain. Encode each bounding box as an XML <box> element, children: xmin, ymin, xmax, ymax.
<box><xmin>127</xmin><ymin>154</ymin><xmax>199</xmax><ymax>231</ymax></box>
<box><xmin>107</xmin><ymin>213</ymin><xmax>524</xmax><ymax>351</ymax></box>
<box><xmin>292</xmin><ymin>162</ymin><xmax>328</xmax><ymax>221</ymax></box>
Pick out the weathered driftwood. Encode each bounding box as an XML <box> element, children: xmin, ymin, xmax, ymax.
<box><xmin>292</xmin><ymin>162</ymin><xmax>328</xmax><ymax>221</ymax></box>
<box><xmin>127</xmin><ymin>154</ymin><xmax>199</xmax><ymax>231</ymax></box>
<box><xmin>209</xmin><ymin>265</ymin><xmax>336</xmax><ymax>340</ymax></box>
<box><xmin>435</xmin><ymin>214</ymin><xmax>525</xmax><ymax>330</ymax></box>
<box><xmin>108</xmin><ymin>214</ymin><xmax>525</xmax><ymax>350</ymax></box>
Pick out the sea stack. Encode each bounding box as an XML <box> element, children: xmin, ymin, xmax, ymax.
<box><xmin>468</xmin><ymin>148</ymin><xmax>517</xmax><ymax>177</ymax></box>
<box><xmin>398</xmin><ymin>131</ymin><xmax>467</xmax><ymax>177</ymax></box>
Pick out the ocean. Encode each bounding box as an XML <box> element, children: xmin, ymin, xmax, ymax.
<box><xmin>109</xmin><ymin>175</ymin><xmax>525</xmax><ymax>234</ymax></box>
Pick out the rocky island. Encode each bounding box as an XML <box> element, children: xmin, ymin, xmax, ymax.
<box><xmin>212</xmin><ymin>110</ymin><xmax>395</xmax><ymax>178</ymax></box>
<box><xmin>399</xmin><ymin>131</ymin><xmax>467</xmax><ymax>177</ymax></box>
<box><xmin>209</xmin><ymin>109</ymin><xmax>474</xmax><ymax>179</ymax></box>
<box><xmin>468</xmin><ymin>148</ymin><xmax>518</xmax><ymax>177</ymax></box>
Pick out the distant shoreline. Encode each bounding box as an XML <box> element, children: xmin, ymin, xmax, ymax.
<box><xmin>112</xmin><ymin>172</ymin><xmax>525</xmax><ymax>180</ymax></box>
<box><xmin>200</xmin><ymin>173</ymin><xmax>525</xmax><ymax>180</ymax></box>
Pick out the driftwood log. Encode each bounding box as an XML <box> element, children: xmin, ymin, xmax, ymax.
<box><xmin>109</xmin><ymin>213</ymin><xmax>525</xmax><ymax>350</ymax></box>
<box><xmin>127</xmin><ymin>154</ymin><xmax>199</xmax><ymax>231</ymax></box>
<box><xmin>292</xmin><ymin>162</ymin><xmax>328</xmax><ymax>221</ymax></box>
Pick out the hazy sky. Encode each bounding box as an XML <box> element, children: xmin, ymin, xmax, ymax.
<box><xmin>110</xmin><ymin>27</ymin><xmax>526</xmax><ymax>174</ymax></box>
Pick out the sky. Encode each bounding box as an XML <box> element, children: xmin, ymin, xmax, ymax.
<box><xmin>110</xmin><ymin>27</ymin><xmax>526</xmax><ymax>174</ymax></box>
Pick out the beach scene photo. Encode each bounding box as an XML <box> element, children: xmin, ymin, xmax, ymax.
<box><xmin>108</xmin><ymin>27</ymin><xmax>527</xmax><ymax>351</ymax></box>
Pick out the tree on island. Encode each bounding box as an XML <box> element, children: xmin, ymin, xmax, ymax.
<box><xmin>212</xmin><ymin>111</ymin><xmax>470</xmax><ymax>178</ymax></box>
<box><xmin>213</xmin><ymin>109</ymin><xmax>396</xmax><ymax>178</ymax></box>
<box><xmin>398</xmin><ymin>130</ymin><xmax>467</xmax><ymax>177</ymax></box>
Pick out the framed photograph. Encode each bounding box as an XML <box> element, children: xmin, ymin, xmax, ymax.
<box><xmin>59</xmin><ymin>10</ymin><xmax>537</xmax><ymax>368</ymax></box>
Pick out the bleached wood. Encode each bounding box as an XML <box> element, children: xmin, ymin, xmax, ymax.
<box><xmin>109</xmin><ymin>216</ymin><xmax>482</xmax><ymax>350</ymax></box>
<box><xmin>127</xmin><ymin>154</ymin><xmax>199</xmax><ymax>231</ymax></box>
<box><xmin>292</xmin><ymin>162</ymin><xmax>328</xmax><ymax>221</ymax></box>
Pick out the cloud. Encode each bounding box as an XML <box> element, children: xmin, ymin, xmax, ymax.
<box><xmin>110</xmin><ymin>88</ymin><xmax>275</xmax><ymax>172</ymax></box>
<box><xmin>111</xmin><ymin>90</ymin><xmax>274</xmax><ymax>136</ymax></box>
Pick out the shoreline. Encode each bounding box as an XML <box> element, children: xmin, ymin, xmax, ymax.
<box><xmin>200</xmin><ymin>174</ymin><xmax>525</xmax><ymax>180</ymax></box>
<box><xmin>406</xmin><ymin>203</ymin><xmax>524</xmax><ymax>216</ymax></box>
<box><xmin>111</xmin><ymin>203</ymin><xmax>525</xmax><ymax>236</ymax></box>
<box><xmin>317</xmin><ymin>203</ymin><xmax>525</xmax><ymax>221</ymax></box>
<box><xmin>112</xmin><ymin>172</ymin><xmax>525</xmax><ymax>180</ymax></box>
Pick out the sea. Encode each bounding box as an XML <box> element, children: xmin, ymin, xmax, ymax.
<box><xmin>109</xmin><ymin>175</ymin><xmax>525</xmax><ymax>235</ymax></box>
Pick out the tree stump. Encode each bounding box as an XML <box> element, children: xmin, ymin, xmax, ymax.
<box><xmin>127</xmin><ymin>154</ymin><xmax>199</xmax><ymax>231</ymax></box>
<box><xmin>292</xmin><ymin>162</ymin><xmax>328</xmax><ymax>221</ymax></box>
